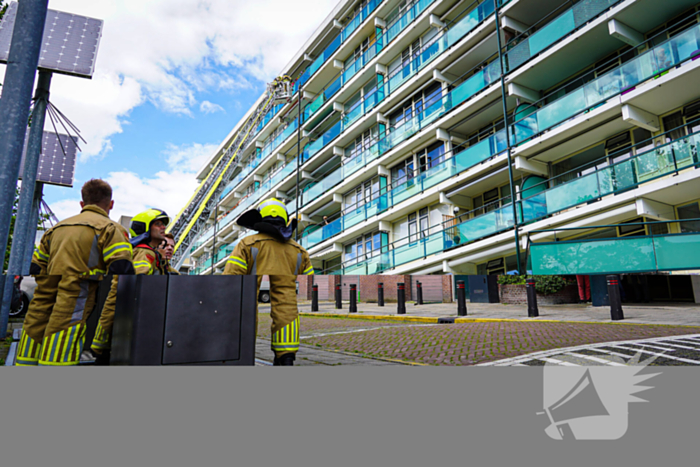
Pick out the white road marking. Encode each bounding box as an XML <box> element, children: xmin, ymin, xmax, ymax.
<box><xmin>538</xmin><ymin>357</ymin><xmax>580</xmax><ymax>366</ymax></box>
<box><xmin>563</xmin><ymin>352</ymin><xmax>628</xmax><ymax>366</ymax></box>
<box><xmin>610</xmin><ymin>344</ymin><xmax>700</xmax><ymax>365</ymax></box>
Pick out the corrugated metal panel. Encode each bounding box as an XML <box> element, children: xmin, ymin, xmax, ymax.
<box><xmin>412</xmin><ymin>275</ymin><xmax>444</xmax><ymax>302</ymax></box>
<box><xmin>315</xmin><ymin>275</ymin><xmax>330</xmax><ymax>300</ymax></box>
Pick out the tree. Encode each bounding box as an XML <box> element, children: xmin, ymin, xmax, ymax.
<box><xmin>0</xmin><ymin>2</ymin><xmax>7</xmax><ymax>21</ymax></box>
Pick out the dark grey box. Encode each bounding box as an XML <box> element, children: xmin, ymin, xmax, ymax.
<box><xmin>468</xmin><ymin>275</ymin><xmax>500</xmax><ymax>303</ymax></box>
<box><xmin>111</xmin><ymin>275</ymin><xmax>257</xmax><ymax>365</ymax></box>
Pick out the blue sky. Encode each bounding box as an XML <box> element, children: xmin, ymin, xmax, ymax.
<box><xmin>6</xmin><ymin>0</ymin><xmax>338</xmax><ymax>221</ymax></box>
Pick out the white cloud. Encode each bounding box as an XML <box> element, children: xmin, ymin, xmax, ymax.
<box><xmin>51</xmin><ymin>141</ymin><xmax>220</xmax><ymax>222</ymax></box>
<box><xmin>199</xmin><ymin>100</ymin><xmax>225</xmax><ymax>114</ymax></box>
<box><xmin>34</xmin><ymin>0</ymin><xmax>337</xmax><ymax>159</ymax></box>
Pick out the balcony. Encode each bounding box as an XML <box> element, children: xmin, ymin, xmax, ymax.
<box><xmin>302</xmin><ymin>0</ymin><xmax>439</xmax><ymax>126</ymax></box>
<box><xmin>300</xmin><ymin>128</ymin><xmax>508</xmax><ymax>251</ymax></box>
<box><xmin>300</xmin><ymin>58</ymin><xmax>504</xmax><ymax>214</ymax></box>
<box><xmin>321</xmin><ymin>127</ymin><xmax>700</xmax><ymax>274</ymax></box>
<box><xmin>294</xmin><ymin>0</ymin><xmax>384</xmax><ymax>93</ymax></box>
<box><xmin>512</xmin><ymin>22</ymin><xmax>700</xmax><ymax>147</ymax></box>
<box><xmin>528</xmin><ymin>221</ymin><xmax>700</xmax><ymax>275</ymax></box>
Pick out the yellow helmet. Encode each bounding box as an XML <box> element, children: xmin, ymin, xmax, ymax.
<box><xmin>130</xmin><ymin>208</ymin><xmax>170</xmax><ymax>238</ymax></box>
<box><xmin>258</xmin><ymin>198</ymin><xmax>288</xmax><ymax>224</ymax></box>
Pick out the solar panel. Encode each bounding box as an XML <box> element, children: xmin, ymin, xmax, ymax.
<box><xmin>19</xmin><ymin>132</ymin><xmax>78</xmax><ymax>187</ymax></box>
<box><xmin>0</xmin><ymin>2</ymin><xmax>103</xmax><ymax>79</ymax></box>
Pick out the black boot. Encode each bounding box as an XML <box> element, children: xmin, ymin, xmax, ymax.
<box><xmin>93</xmin><ymin>349</ymin><xmax>111</xmax><ymax>366</ymax></box>
<box><xmin>273</xmin><ymin>354</ymin><xmax>295</xmax><ymax>366</ymax></box>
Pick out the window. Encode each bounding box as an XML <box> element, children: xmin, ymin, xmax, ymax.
<box><xmin>391</xmin><ymin>156</ymin><xmax>415</xmax><ymax>186</ymax></box>
<box><xmin>344</xmin><ymin>176</ymin><xmax>380</xmax><ymax>210</ymax></box>
<box><xmin>418</xmin><ymin>142</ymin><xmax>445</xmax><ymax>172</ymax></box>
<box><xmin>678</xmin><ymin>202</ymin><xmax>700</xmax><ymax>232</ymax></box>
<box><xmin>408</xmin><ymin>213</ymin><xmax>418</xmax><ymax>243</ymax></box>
<box><xmin>419</xmin><ymin>208</ymin><xmax>429</xmax><ymax>238</ymax></box>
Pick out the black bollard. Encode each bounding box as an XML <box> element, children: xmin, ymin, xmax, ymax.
<box><xmin>416</xmin><ymin>281</ymin><xmax>423</xmax><ymax>305</ymax></box>
<box><xmin>349</xmin><ymin>284</ymin><xmax>357</xmax><ymax>313</ymax></box>
<box><xmin>397</xmin><ymin>282</ymin><xmax>406</xmax><ymax>315</ymax></box>
<box><xmin>607</xmin><ymin>275</ymin><xmax>624</xmax><ymax>321</ymax></box>
<box><xmin>526</xmin><ymin>278</ymin><xmax>539</xmax><ymax>317</ymax></box>
<box><xmin>378</xmin><ymin>282</ymin><xmax>384</xmax><ymax>307</ymax></box>
<box><xmin>457</xmin><ymin>280</ymin><xmax>467</xmax><ymax>316</ymax></box>
<box><xmin>312</xmin><ymin>284</ymin><xmax>319</xmax><ymax>312</ymax></box>
<box><xmin>335</xmin><ymin>284</ymin><xmax>342</xmax><ymax>309</ymax></box>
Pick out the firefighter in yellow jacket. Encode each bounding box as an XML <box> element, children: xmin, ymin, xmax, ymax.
<box><xmin>16</xmin><ymin>179</ymin><xmax>135</xmax><ymax>366</ymax></box>
<box><xmin>90</xmin><ymin>209</ymin><xmax>170</xmax><ymax>363</ymax></box>
<box><xmin>223</xmin><ymin>198</ymin><xmax>313</xmax><ymax>366</ymax></box>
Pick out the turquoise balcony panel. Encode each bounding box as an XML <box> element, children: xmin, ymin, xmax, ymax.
<box><xmin>386</xmin><ymin>0</ymin><xmax>435</xmax><ymax>44</ymax></box>
<box><xmin>530</xmin><ymin>236</ymin><xmax>657</xmax><ymax>275</ymax></box>
<box><xmin>512</xmin><ymin>24</ymin><xmax>700</xmax><ymax>144</ymax></box>
<box><xmin>654</xmin><ymin>233</ymin><xmax>700</xmax><ymax>271</ymax></box>
<box><xmin>453</xmin><ymin>205</ymin><xmax>515</xmax><ymax>245</ymax></box>
<box><xmin>517</xmin><ymin>133</ymin><xmax>700</xmax><ymax>227</ymax></box>
<box><xmin>342</xmin><ymin>0</ymin><xmax>382</xmax><ymax>42</ymax></box>
<box><xmin>505</xmin><ymin>0</ymin><xmax>618</xmax><ymax>72</ymax></box>
<box><xmin>445</xmin><ymin>0</ymin><xmax>495</xmax><ymax>46</ymax></box>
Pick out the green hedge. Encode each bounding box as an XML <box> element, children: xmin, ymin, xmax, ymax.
<box><xmin>497</xmin><ymin>275</ymin><xmax>573</xmax><ymax>295</ymax></box>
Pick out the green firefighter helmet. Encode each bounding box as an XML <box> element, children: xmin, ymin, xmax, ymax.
<box><xmin>258</xmin><ymin>198</ymin><xmax>288</xmax><ymax>224</ymax></box>
<box><xmin>130</xmin><ymin>208</ymin><xmax>170</xmax><ymax>238</ymax></box>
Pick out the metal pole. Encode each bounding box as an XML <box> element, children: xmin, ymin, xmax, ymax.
<box><xmin>607</xmin><ymin>275</ymin><xmax>624</xmax><ymax>321</ymax></box>
<box><xmin>349</xmin><ymin>284</ymin><xmax>357</xmax><ymax>313</ymax></box>
<box><xmin>526</xmin><ymin>277</ymin><xmax>539</xmax><ymax>317</ymax></box>
<box><xmin>9</xmin><ymin>71</ymin><xmax>51</xmax><ymax>276</ymax></box>
<box><xmin>0</xmin><ymin>72</ymin><xmax>52</xmax><ymax>333</ymax></box>
<box><xmin>397</xmin><ymin>282</ymin><xmax>406</xmax><ymax>315</ymax></box>
<box><xmin>335</xmin><ymin>283</ymin><xmax>342</xmax><ymax>309</ymax></box>
<box><xmin>377</xmin><ymin>282</ymin><xmax>384</xmax><ymax>306</ymax></box>
<box><xmin>295</xmin><ymin>87</ymin><xmax>302</xmax><ymax>241</ymax></box>
<box><xmin>416</xmin><ymin>280</ymin><xmax>423</xmax><ymax>305</ymax></box>
<box><xmin>0</xmin><ymin>0</ymin><xmax>50</xmax><ymax>340</ymax></box>
<box><xmin>22</xmin><ymin>182</ymin><xmax>44</xmax><ymax>273</ymax></box>
<box><xmin>457</xmin><ymin>280</ymin><xmax>467</xmax><ymax>316</ymax></box>
<box><xmin>312</xmin><ymin>284</ymin><xmax>319</xmax><ymax>312</ymax></box>
<box><xmin>494</xmin><ymin>1</ymin><xmax>522</xmax><ymax>274</ymax></box>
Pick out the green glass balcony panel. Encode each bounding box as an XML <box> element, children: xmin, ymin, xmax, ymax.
<box><xmin>391</xmin><ymin>178</ymin><xmax>422</xmax><ymax>205</ymax></box>
<box><xmin>392</xmin><ymin>239</ymin><xmax>423</xmax><ymax>266</ymax></box>
<box><xmin>343</xmin><ymin>101</ymin><xmax>364</xmax><ymax>127</ymax></box>
<box><xmin>445</xmin><ymin>0</ymin><xmax>494</xmax><ymax>46</ymax></box>
<box><xmin>518</xmin><ymin>193</ymin><xmax>548</xmax><ymax>224</ymax></box>
<box><xmin>653</xmin><ymin>233</ymin><xmax>700</xmax><ymax>271</ymax></box>
<box><xmin>545</xmin><ymin>172</ymin><xmax>600</xmax><ymax>213</ymax></box>
<box><xmin>303</xmin><ymin>94</ymin><xmax>325</xmax><ymax>121</ymax></box>
<box><xmin>344</xmin><ymin>262</ymin><xmax>366</xmax><ymax>275</ymax></box>
<box><xmin>530</xmin><ymin>10</ymin><xmax>575</xmax><ymax>56</ymax></box>
<box><xmin>454</xmin><ymin>131</ymin><xmax>502</xmax><ymax>173</ymax></box>
<box><xmin>515</xmin><ymin>24</ymin><xmax>700</xmax><ymax>145</ymax></box>
<box><xmin>530</xmin><ymin>237</ymin><xmax>658</xmax><ymax>275</ymax></box>
<box><xmin>422</xmin><ymin>159</ymin><xmax>456</xmax><ymax>192</ymax></box>
<box><xmin>454</xmin><ymin>205</ymin><xmax>514</xmax><ymax>245</ymax></box>
<box><xmin>505</xmin><ymin>0</ymin><xmax>617</xmax><ymax>72</ymax></box>
<box><xmin>424</xmin><ymin>231</ymin><xmax>443</xmax><ymax>256</ymax></box>
<box><xmin>344</xmin><ymin>205</ymin><xmax>368</xmax><ymax>230</ymax></box>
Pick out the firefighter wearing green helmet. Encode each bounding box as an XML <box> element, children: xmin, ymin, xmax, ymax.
<box><xmin>223</xmin><ymin>198</ymin><xmax>314</xmax><ymax>366</ymax></box>
<box><xmin>90</xmin><ymin>208</ymin><xmax>171</xmax><ymax>364</ymax></box>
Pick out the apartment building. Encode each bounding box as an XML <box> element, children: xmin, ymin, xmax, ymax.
<box><xmin>180</xmin><ymin>0</ymin><xmax>700</xmax><ymax>286</ymax></box>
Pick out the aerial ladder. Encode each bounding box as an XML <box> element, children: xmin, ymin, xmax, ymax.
<box><xmin>168</xmin><ymin>76</ymin><xmax>295</xmax><ymax>268</ymax></box>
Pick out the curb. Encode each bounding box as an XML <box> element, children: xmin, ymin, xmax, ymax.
<box><xmin>299</xmin><ymin>312</ymin><xmax>700</xmax><ymax>328</ymax></box>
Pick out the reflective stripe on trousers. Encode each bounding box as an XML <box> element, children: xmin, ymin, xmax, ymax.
<box><xmin>38</xmin><ymin>323</ymin><xmax>87</xmax><ymax>366</ymax></box>
<box><xmin>271</xmin><ymin>317</ymin><xmax>299</xmax><ymax>353</ymax></box>
<box><xmin>15</xmin><ymin>329</ymin><xmax>42</xmax><ymax>366</ymax></box>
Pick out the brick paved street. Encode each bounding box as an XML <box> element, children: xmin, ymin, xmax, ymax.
<box><xmin>256</xmin><ymin>312</ymin><xmax>700</xmax><ymax>366</ymax></box>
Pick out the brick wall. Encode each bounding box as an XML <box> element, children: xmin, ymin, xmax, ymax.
<box><xmin>359</xmin><ymin>275</ymin><xmax>412</xmax><ymax>302</ymax></box>
<box><xmin>296</xmin><ymin>275</ymin><xmax>313</xmax><ymax>299</ymax></box>
<box><xmin>442</xmin><ymin>275</ymin><xmax>453</xmax><ymax>303</ymax></box>
<box><xmin>499</xmin><ymin>284</ymin><xmax>579</xmax><ymax>305</ymax></box>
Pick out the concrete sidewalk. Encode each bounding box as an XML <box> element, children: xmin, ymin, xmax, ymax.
<box><xmin>282</xmin><ymin>300</ymin><xmax>700</xmax><ymax>327</ymax></box>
